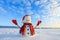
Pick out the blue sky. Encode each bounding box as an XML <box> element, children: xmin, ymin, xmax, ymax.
<box><xmin>0</xmin><ymin>0</ymin><xmax>60</xmax><ymax>27</ymax></box>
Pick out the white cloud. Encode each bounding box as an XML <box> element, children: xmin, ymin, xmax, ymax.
<box><xmin>0</xmin><ymin>7</ymin><xmax>7</xmax><ymax>13</ymax></box>
<box><xmin>44</xmin><ymin>1</ymin><xmax>58</xmax><ymax>10</ymax></box>
<box><xmin>8</xmin><ymin>5</ymin><xmax>18</xmax><ymax>13</ymax></box>
<box><xmin>26</xmin><ymin>6</ymin><xmax>32</xmax><ymax>10</ymax></box>
<box><xmin>52</xmin><ymin>7</ymin><xmax>60</xmax><ymax>16</ymax></box>
<box><xmin>30</xmin><ymin>0</ymin><xmax>35</xmax><ymax>3</ymax></box>
<box><xmin>39</xmin><ymin>0</ymin><xmax>60</xmax><ymax>27</ymax></box>
<box><xmin>26</xmin><ymin>10</ymin><xmax>34</xmax><ymax>15</ymax></box>
<box><xmin>42</xmin><ymin>0</ymin><xmax>60</xmax><ymax>10</ymax></box>
<box><xmin>35</xmin><ymin>1</ymin><xmax>40</xmax><ymax>6</ymax></box>
<box><xmin>34</xmin><ymin>14</ymin><xmax>40</xmax><ymax>20</ymax></box>
<box><xmin>50</xmin><ymin>0</ymin><xmax>58</xmax><ymax>8</ymax></box>
<box><xmin>42</xmin><ymin>0</ymin><xmax>60</xmax><ymax>16</ymax></box>
<box><xmin>40</xmin><ymin>0</ymin><xmax>47</xmax><ymax>3</ymax></box>
<box><xmin>22</xmin><ymin>0</ymin><xmax>31</xmax><ymax>7</ymax></box>
<box><xmin>35</xmin><ymin>0</ymin><xmax>47</xmax><ymax>6</ymax></box>
<box><xmin>17</xmin><ymin>7</ymin><xmax>24</xmax><ymax>14</ymax></box>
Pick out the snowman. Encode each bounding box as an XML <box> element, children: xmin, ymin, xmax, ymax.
<box><xmin>20</xmin><ymin>15</ymin><xmax>35</xmax><ymax>36</ymax></box>
<box><xmin>12</xmin><ymin>15</ymin><xmax>42</xmax><ymax>36</ymax></box>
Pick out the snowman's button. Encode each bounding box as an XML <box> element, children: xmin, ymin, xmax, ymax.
<box><xmin>27</xmin><ymin>32</ymin><xmax>29</xmax><ymax>34</ymax></box>
<box><xmin>27</xmin><ymin>29</ymin><xmax>29</xmax><ymax>30</ymax></box>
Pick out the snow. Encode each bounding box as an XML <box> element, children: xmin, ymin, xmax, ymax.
<box><xmin>0</xmin><ymin>28</ymin><xmax>60</xmax><ymax>40</ymax></box>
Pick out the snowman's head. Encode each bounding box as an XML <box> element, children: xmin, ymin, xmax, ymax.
<box><xmin>22</xmin><ymin>15</ymin><xmax>31</xmax><ymax>23</ymax></box>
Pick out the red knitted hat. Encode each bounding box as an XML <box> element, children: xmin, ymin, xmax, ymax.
<box><xmin>22</xmin><ymin>15</ymin><xmax>29</xmax><ymax>21</ymax></box>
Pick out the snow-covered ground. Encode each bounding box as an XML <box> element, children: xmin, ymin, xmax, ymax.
<box><xmin>0</xmin><ymin>28</ymin><xmax>60</xmax><ymax>40</ymax></box>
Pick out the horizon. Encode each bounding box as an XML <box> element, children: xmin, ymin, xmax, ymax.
<box><xmin>0</xmin><ymin>0</ymin><xmax>60</xmax><ymax>28</ymax></box>
<box><xmin>0</xmin><ymin>26</ymin><xmax>60</xmax><ymax>28</ymax></box>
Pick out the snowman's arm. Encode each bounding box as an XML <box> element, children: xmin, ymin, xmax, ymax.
<box><xmin>34</xmin><ymin>26</ymin><xmax>40</xmax><ymax>29</ymax></box>
<box><xmin>34</xmin><ymin>27</ymin><xmax>40</xmax><ymax>29</ymax></box>
<box><xmin>12</xmin><ymin>20</ymin><xmax>21</xmax><ymax>28</ymax></box>
<box><xmin>17</xmin><ymin>24</ymin><xmax>21</xmax><ymax>28</ymax></box>
<box><xmin>34</xmin><ymin>20</ymin><xmax>42</xmax><ymax>29</ymax></box>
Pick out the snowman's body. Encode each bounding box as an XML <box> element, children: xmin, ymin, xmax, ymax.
<box><xmin>26</xmin><ymin>25</ymin><xmax>30</xmax><ymax>36</ymax></box>
<box><xmin>20</xmin><ymin>15</ymin><xmax>35</xmax><ymax>36</ymax></box>
<box><xmin>23</xmin><ymin>15</ymin><xmax>31</xmax><ymax>36</ymax></box>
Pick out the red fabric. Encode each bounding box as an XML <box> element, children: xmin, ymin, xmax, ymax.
<box><xmin>22</xmin><ymin>15</ymin><xmax>29</xmax><ymax>21</ymax></box>
<box><xmin>37</xmin><ymin>20</ymin><xmax>42</xmax><ymax>26</ymax></box>
<box><xmin>19</xmin><ymin>23</ymin><xmax>35</xmax><ymax>36</ymax></box>
<box><xmin>12</xmin><ymin>20</ymin><xmax>17</xmax><ymax>25</ymax></box>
